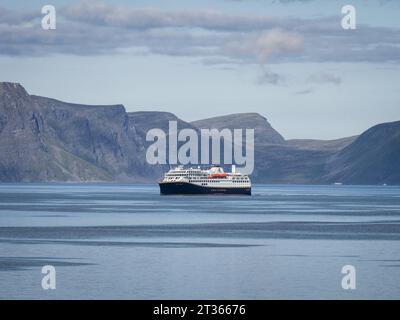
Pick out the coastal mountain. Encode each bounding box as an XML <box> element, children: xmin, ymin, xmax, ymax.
<box><xmin>190</xmin><ymin>113</ymin><xmax>356</xmax><ymax>183</ymax></box>
<box><xmin>191</xmin><ymin>113</ymin><xmax>285</xmax><ymax>146</ymax></box>
<box><xmin>323</xmin><ymin>121</ymin><xmax>400</xmax><ymax>184</ymax></box>
<box><xmin>0</xmin><ymin>82</ymin><xmax>399</xmax><ymax>184</ymax></box>
<box><xmin>0</xmin><ymin>82</ymin><xmax>153</xmax><ymax>182</ymax></box>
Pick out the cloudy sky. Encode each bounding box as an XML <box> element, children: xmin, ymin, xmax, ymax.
<box><xmin>1</xmin><ymin>0</ymin><xmax>400</xmax><ymax>139</ymax></box>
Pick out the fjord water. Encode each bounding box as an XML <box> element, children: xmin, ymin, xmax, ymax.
<box><xmin>0</xmin><ymin>184</ymin><xmax>399</xmax><ymax>299</ymax></box>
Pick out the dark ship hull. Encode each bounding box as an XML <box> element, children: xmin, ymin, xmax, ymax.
<box><xmin>159</xmin><ymin>182</ymin><xmax>251</xmax><ymax>195</ymax></box>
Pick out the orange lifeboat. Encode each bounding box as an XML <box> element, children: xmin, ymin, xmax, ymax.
<box><xmin>208</xmin><ymin>173</ymin><xmax>228</xmax><ymax>179</ymax></box>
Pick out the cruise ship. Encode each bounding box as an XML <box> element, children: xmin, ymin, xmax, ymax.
<box><xmin>158</xmin><ymin>165</ymin><xmax>251</xmax><ymax>195</ymax></box>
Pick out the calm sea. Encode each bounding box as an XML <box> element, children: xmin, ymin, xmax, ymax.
<box><xmin>0</xmin><ymin>184</ymin><xmax>399</xmax><ymax>299</ymax></box>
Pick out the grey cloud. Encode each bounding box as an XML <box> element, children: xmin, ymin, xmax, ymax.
<box><xmin>0</xmin><ymin>1</ymin><xmax>400</xmax><ymax>66</ymax></box>
<box><xmin>62</xmin><ymin>0</ymin><xmax>279</xmax><ymax>31</ymax></box>
<box><xmin>0</xmin><ymin>6</ymin><xmax>38</xmax><ymax>25</ymax></box>
<box><xmin>221</xmin><ymin>29</ymin><xmax>303</xmax><ymax>64</ymax></box>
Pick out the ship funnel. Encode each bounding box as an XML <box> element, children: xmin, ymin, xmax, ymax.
<box><xmin>231</xmin><ymin>165</ymin><xmax>236</xmax><ymax>173</ymax></box>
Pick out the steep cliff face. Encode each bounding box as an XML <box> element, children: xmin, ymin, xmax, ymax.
<box><xmin>0</xmin><ymin>83</ymin><xmax>152</xmax><ymax>182</ymax></box>
<box><xmin>323</xmin><ymin>121</ymin><xmax>400</xmax><ymax>184</ymax></box>
<box><xmin>30</xmin><ymin>95</ymin><xmax>150</xmax><ymax>181</ymax></box>
<box><xmin>127</xmin><ymin>111</ymin><xmax>199</xmax><ymax>179</ymax></box>
<box><xmin>0</xmin><ymin>82</ymin><xmax>57</xmax><ymax>181</ymax></box>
